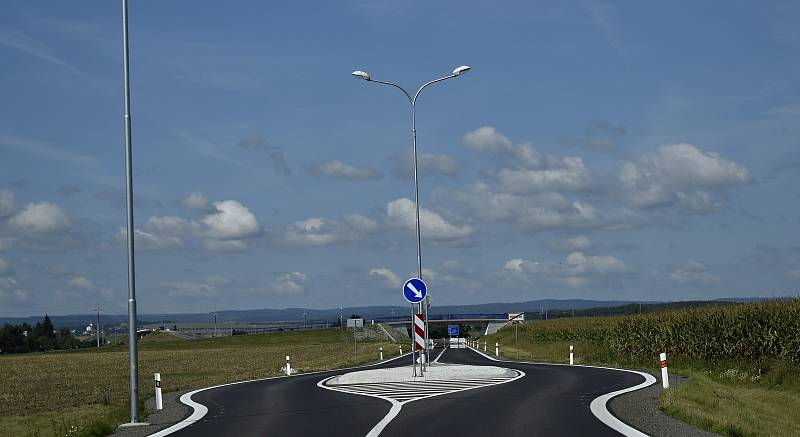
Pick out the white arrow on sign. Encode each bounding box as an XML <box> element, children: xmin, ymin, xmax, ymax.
<box><xmin>407</xmin><ymin>282</ymin><xmax>423</xmax><ymax>299</ymax></box>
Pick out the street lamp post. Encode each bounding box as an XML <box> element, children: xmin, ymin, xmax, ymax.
<box><xmin>352</xmin><ymin>65</ymin><xmax>470</xmax><ymax>369</ymax></box>
<box><xmin>121</xmin><ymin>0</ymin><xmax>140</xmax><ymax>425</ymax></box>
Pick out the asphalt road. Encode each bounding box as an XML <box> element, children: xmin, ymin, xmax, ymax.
<box><xmin>165</xmin><ymin>348</ymin><xmax>646</xmax><ymax>437</ymax></box>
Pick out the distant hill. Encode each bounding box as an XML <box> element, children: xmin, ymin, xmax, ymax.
<box><xmin>0</xmin><ymin>297</ymin><xmax>780</xmax><ymax>329</ymax></box>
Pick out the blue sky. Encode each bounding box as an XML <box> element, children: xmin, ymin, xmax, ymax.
<box><xmin>1</xmin><ymin>1</ymin><xmax>799</xmax><ymax>316</ymax></box>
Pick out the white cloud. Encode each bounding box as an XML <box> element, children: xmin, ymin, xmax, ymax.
<box><xmin>343</xmin><ymin>214</ymin><xmax>380</xmax><ymax>233</ymax></box>
<box><xmin>0</xmin><ymin>258</ymin><xmax>10</xmax><ymax>275</ymax></box>
<box><xmin>452</xmin><ymin>183</ymin><xmax>638</xmax><ymax>231</ymax></box>
<box><xmin>68</xmin><ymin>276</ymin><xmax>95</xmax><ymax>290</ymax></box>
<box><xmin>503</xmin><ymin>258</ymin><xmax>529</xmax><ymax>273</ymax></box>
<box><xmin>463</xmin><ymin>126</ymin><xmax>513</xmax><ymax>152</ymax></box>
<box><xmin>273</xmin><ymin>272</ymin><xmax>307</xmax><ymax>295</ymax></box>
<box><xmin>564</xmin><ymin>251</ymin><xmax>627</xmax><ymax>275</ymax></box>
<box><xmin>369</xmin><ymin>268</ymin><xmax>402</xmax><ymax>288</ymax></box>
<box><xmin>548</xmin><ymin>235</ymin><xmax>592</xmax><ymax>252</ymax></box>
<box><xmin>127</xmin><ymin>199</ymin><xmax>261</xmax><ymax>251</ymax></box>
<box><xmin>179</xmin><ymin>191</ymin><xmax>213</xmax><ymax>212</ymax></box>
<box><xmin>496</xmin><ymin>157</ymin><xmax>592</xmax><ymax>194</ymax></box>
<box><xmin>395</xmin><ymin>149</ymin><xmax>461</xmax><ymax>178</ymax></box>
<box><xmin>0</xmin><ymin>190</ymin><xmax>15</xmax><ymax>217</ymax></box>
<box><xmin>284</xmin><ymin>214</ymin><xmax>379</xmax><ymax>247</ymax></box>
<box><xmin>285</xmin><ymin>218</ymin><xmax>343</xmax><ymax>246</ymax></box>
<box><xmin>202</xmin><ymin>200</ymin><xmax>261</xmax><ymax>240</ymax></box>
<box><xmin>387</xmin><ymin>198</ymin><xmax>475</xmax><ymax>241</ymax></box>
<box><xmin>518</xmin><ymin>201</ymin><xmax>599</xmax><ymax>229</ymax></box>
<box><xmin>463</xmin><ymin>126</ymin><xmax>593</xmax><ymax>193</ymax></box>
<box><xmin>9</xmin><ymin>202</ymin><xmax>70</xmax><ymax>234</ymax></box>
<box><xmin>503</xmin><ymin>251</ymin><xmax>626</xmax><ymax>287</ymax></box>
<box><xmin>120</xmin><ymin>216</ymin><xmax>193</xmax><ymax>250</ymax></box>
<box><xmin>314</xmin><ymin>160</ymin><xmax>379</xmax><ymax>180</ymax></box>
<box><xmin>669</xmin><ymin>262</ymin><xmax>721</xmax><ymax>285</ymax></box>
<box><xmin>621</xmin><ymin>143</ymin><xmax>752</xmax><ymax>211</ymax></box>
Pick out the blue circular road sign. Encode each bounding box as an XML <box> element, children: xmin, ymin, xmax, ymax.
<box><xmin>403</xmin><ymin>278</ymin><xmax>427</xmax><ymax>304</ymax></box>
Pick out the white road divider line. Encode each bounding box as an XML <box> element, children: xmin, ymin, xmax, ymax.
<box><xmin>466</xmin><ymin>343</ymin><xmax>657</xmax><ymax>437</ymax></box>
<box><xmin>433</xmin><ymin>347</ymin><xmax>447</xmax><ymax>363</ymax></box>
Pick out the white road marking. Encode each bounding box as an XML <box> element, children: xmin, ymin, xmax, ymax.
<box><xmin>318</xmin><ymin>365</ymin><xmax>524</xmax><ymax>437</ymax></box>
<box><xmin>465</xmin><ymin>344</ymin><xmax>657</xmax><ymax>437</ymax></box>
<box><xmin>433</xmin><ymin>347</ymin><xmax>447</xmax><ymax>363</ymax></box>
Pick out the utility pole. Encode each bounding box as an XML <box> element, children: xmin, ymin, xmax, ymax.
<box><xmin>95</xmin><ymin>304</ymin><xmax>101</xmax><ymax>348</ymax></box>
<box><xmin>212</xmin><ymin>310</ymin><xmax>218</xmax><ymax>338</ymax></box>
<box><xmin>303</xmin><ymin>309</ymin><xmax>308</xmax><ymax>329</ymax></box>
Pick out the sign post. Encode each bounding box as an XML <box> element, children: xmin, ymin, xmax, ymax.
<box><xmin>403</xmin><ymin>278</ymin><xmax>427</xmax><ymax>377</ymax></box>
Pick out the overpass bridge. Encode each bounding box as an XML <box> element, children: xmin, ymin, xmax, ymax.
<box><xmin>373</xmin><ymin>313</ymin><xmax>518</xmax><ymax>338</ymax></box>
<box><xmin>374</xmin><ymin>313</ymin><xmax>510</xmax><ymax>325</ymax></box>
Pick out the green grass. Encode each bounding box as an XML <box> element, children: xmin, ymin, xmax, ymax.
<box><xmin>660</xmin><ymin>373</ymin><xmax>800</xmax><ymax>437</ymax></box>
<box><xmin>0</xmin><ymin>328</ymin><xmax>396</xmax><ymax>437</ymax></box>
<box><xmin>482</xmin><ymin>307</ymin><xmax>800</xmax><ymax>437</ymax></box>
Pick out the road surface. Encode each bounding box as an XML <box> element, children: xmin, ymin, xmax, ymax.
<box><xmin>161</xmin><ymin>347</ymin><xmax>648</xmax><ymax>436</ymax></box>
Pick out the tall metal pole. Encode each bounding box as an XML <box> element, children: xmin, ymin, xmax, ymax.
<box><xmin>354</xmin><ymin>68</ymin><xmax>469</xmax><ymax>374</ymax></box>
<box><xmin>122</xmin><ymin>0</ymin><xmax>139</xmax><ymax>423</ymax></box>
<box><xmin>410</xmin><ymin>304</ymin><xmax>417</xmax><ymax>376</ymax></box>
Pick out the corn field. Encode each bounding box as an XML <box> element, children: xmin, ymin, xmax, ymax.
<box><xmin>519</xmin><ymin>299</ymin><xmax>800</xmax><ymax>364</ymax></box>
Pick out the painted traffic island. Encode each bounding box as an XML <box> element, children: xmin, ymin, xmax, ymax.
<box><xmin>326</xmin><ymin>363</ymin><xmax>519</xmax><ymax>385</ymax></box>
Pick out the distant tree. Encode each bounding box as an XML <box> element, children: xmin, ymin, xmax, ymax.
<box><xmin>41</xmin><ymin>314</ymin><xmax>55</xmax><ymax>338</ymax></box>
<box><xmin>0</xmin><ymin>315</ymin><xmax>77</xmax><ymax>354</ymax></box>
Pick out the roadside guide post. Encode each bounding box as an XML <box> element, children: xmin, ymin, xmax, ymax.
<box><xmin>154</xmin><ymin>373</ymin><xmax>162</xmax><ymax>410</ymax></box>
<box><xmin>660</xmin><ymin>352</ymin><xmax>669</xmax><ymax>389</ymax></box>
<box><xmin>570</xmin><ymin>345</ymin><xmax>574</xmax><ymax>365</ymax></box>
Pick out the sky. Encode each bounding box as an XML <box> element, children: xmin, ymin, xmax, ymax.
<box><xmin>1</xmin><ymin>1</ymin><xmax>799</xmax><ymax>316</ymax></box>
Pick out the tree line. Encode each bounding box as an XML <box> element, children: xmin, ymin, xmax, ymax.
<box><xmin>0</xmin><ymin>314</ymin><xmax>83</xmax><ymax>354</ymax></box>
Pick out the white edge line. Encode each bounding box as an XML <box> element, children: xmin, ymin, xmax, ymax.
<box><xmin>146</xmin><ymin>352</ymin><xmax>414</xmax><ymax>437</ymax></box>
<box><xmin>466</xmin><ymin>345</ymin><xmax>657</xmax><ymax>437</ymax></box>
<box><xmin>318</xmin><ymin>362</ymin><xmax>525</xmax><ymax>437</ymax></box>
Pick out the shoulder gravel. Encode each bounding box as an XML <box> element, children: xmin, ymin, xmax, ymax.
<box><xmin>609</xmin><ymin>373</ymin><xmax>722</xmax><ymax>437</ymax></box>
<box><xmin>113</xmin><ymin>391</ymin><xmax>192</xmax><ymax>437</ymax></box>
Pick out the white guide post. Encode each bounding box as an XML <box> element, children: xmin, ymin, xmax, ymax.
<box><xmin>380</xmin><ymin>347</ymin><xmax>384</xmax><ymax>361</ymax></box>
<box><xmin>154</xmin><ymin>373</ymin><xmax>163</xmax><ymax>411</ymax></box>
<box><xmin>495</xmin><ymin>342</ymin><xmax>499</xmax><ymax>357</ymax></box>
<box><xmin>660</xmin><ymin>352</ymin><xmax>669</xmax><ymax>389</ymax></box>
<box><xmin>286</xmin><ymin>355</ymin><xmax>292</xmax><ymax>376</ymax></box>
<box><xmin>569</xmin><ymin>345</ymin><xmax>574</xmax><ymax>365</ymax></box>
